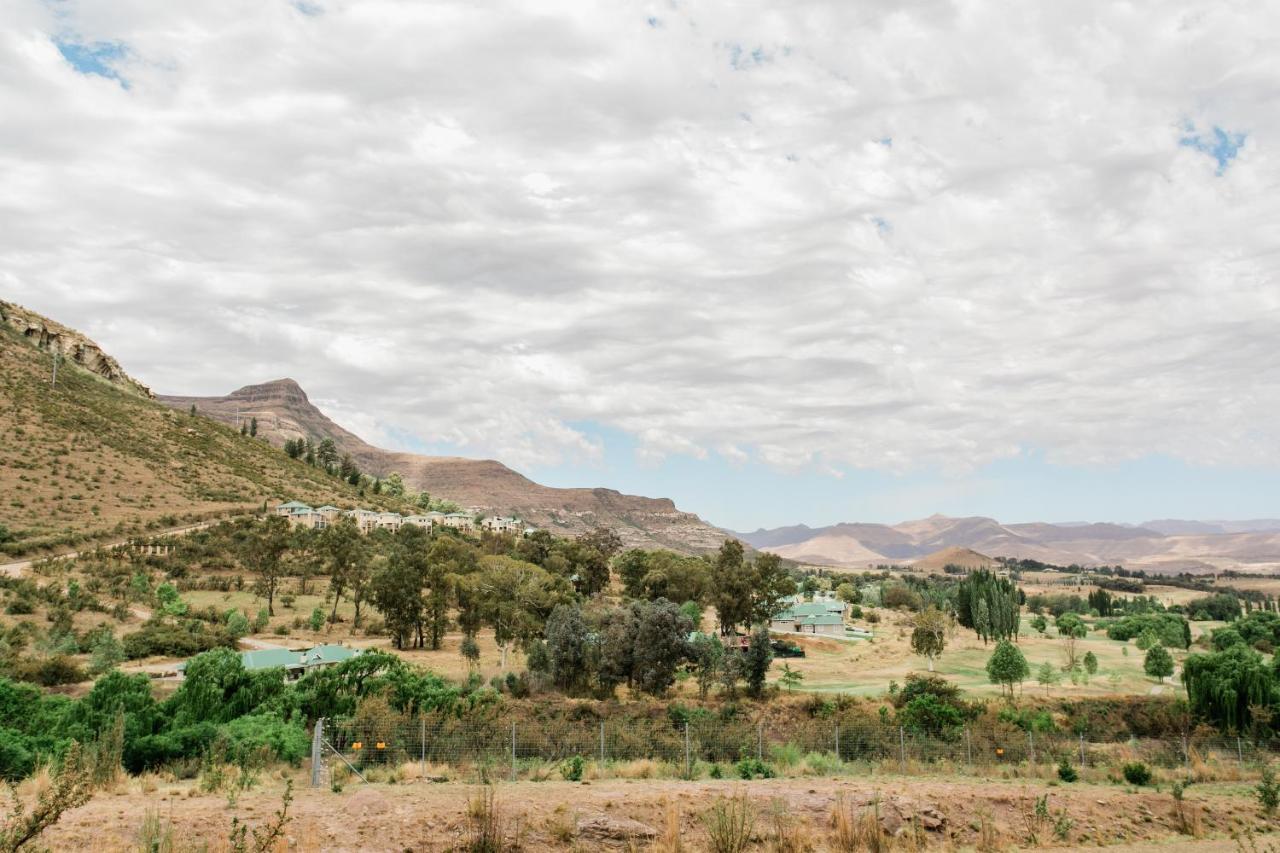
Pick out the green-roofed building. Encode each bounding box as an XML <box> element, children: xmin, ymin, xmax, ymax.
<box><xmin>273</xmin><ymin>500</ymin><xmax>312</xmax><ymax>518</ymax></box>
<box><xmin>177</xmin><ymin>644</ymin><xmax>359</xmax><ymax>682</ymax></box>
<box><xmin>770</xmin><ymin>607</ymin><xmax>846</xmax><ymax>637</ymax></box>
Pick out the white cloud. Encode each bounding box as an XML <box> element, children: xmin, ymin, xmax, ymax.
<box><xmin>3</xmin><ymin>0</ymin><xmax>1279</xmax><ymax>477</ymax></box>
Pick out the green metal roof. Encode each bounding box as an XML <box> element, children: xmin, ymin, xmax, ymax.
<box><xmin>801</xmin><ymin>614</ymin><xmax>844</xmax><ymax>626</ymax></box>
<box><xmin>180</xmin><ymin>644</ymin><xmax>359</xmax><ymax>673</ymax></box>
<box><xmin>789</xmin><ymin>602</ymin><xmax>831</xmax><ymax>616</ymax></box>
<box><xmin>277</xmin><ymin>500</ymin><xmax>312</xmax><ymax>510</ymax></box>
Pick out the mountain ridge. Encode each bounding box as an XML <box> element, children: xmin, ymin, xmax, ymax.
<box><xmin>738</xmin><ymin>515</ymin><xmax>1280</xmax><ymax>574</ymax></box>
<box><xmin>157</xmin><ymin>378</ymin><xmax>730</xmax><ymax>553</ymax></box>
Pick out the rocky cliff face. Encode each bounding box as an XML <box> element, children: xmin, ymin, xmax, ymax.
<box><xmin>0</xmin><ymin>301</ymin><xmax>152</xmax><ymax>397</ymax></box>
<box><xmin>158</xmin><ymin>378</ymin><xmax>734</xmax><ymax>553</ymax></box>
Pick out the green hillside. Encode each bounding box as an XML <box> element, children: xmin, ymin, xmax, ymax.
<box><xmin>0</xmin><ymin>323</ymin><xmax>407</xmax><ymax>558</ymax></box>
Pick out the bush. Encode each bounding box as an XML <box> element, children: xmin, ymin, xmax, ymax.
<box><xmin>9</xmin><ymin>655</ymin><xmax>86</xmax><ymax>686</ymax></box>
<box><xmin>735</xmin><ymin>758</ymin><xmax>775</xmax><ymax>780</ymax></box>
<box><xmin>122</xmin><ymin>621</ymin><xmax>234</xmax><ymax>659</ymax></box>
<box><xmin>0</xmin><ymin>729</ymin><xmax>35</xmax><ymax>781</ymax></box>
<box><xmin>559</xmin><ymin>755</ymin><xmax>584</xmax><ymax>782</ymax></box>
<box><xmin>1122</xmin><ymin>762</ymin><xmax>1152</xmax><ymax>786</ymax></box>
<box><xmin>1057</xmin><ymin>758</ymin><xmax>1078</xmax><ymax>783</ymax></box>
<box><xmin>220</xmin><ymin>714</ymin><xmax>310</xmax><ymax>766</ymax></box>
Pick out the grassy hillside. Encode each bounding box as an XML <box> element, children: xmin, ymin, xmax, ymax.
<box><xmin>0</xmin><ymin>324</ymin><xmax>407</xmax><ymax>557</ymax></box>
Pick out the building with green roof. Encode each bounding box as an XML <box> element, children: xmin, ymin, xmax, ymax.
<box><xmin>177</xmin><ymin>644</ymin><xmax>359</xmax><ymax>681</ymax></box>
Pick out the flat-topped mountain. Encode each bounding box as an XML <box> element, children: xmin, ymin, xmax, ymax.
<box><xmin>737</xmin><ymin>514</ymin><xmax>1280</xmax><ymax>574</ymax></box>
<box><xmin>158</xmin><ymin>379</ymin><xmax>730</xmax><ymax>553</ymax></box>
<box><xmin>0</xmin><ymin>318</ymin><xmax>403</xmax><ymax>558</ymax></box>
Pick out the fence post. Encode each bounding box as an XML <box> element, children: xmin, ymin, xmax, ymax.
<box><xmin>1028</xmin><ymin>731</ymin><xmax>1035</xmax><ymax>766</ymax></box>
<box><xmin>310</xmin><ymin>717</ymin><xmax>324</xmax><ymax>788</ymax></box>
<box><xmin>684</xmin><ymin>722</ymin><xmax>691</xmax><ymax>778</ymax></box>
<box><xmin>420</xmin><ymin>716</ymin><xmax>426</xmax><ymax>778</ymax></box>
<box><xmin>965</xmin><ymin>727</ymin><xmax>972</xmax><ymax>770</ymax></box>
<box><xmin>510</xmin><ymin>721</ymin><xmax>517</xmax><ymax>782</ymax></box>
<box><xmin>1238</xmin><ymin>736</ymin><xmax>1244</xmax><ymax>766</ymax></box>
<box><xmin>757</xmin><ymin>721</ymin><xmax>763</xmax><ymax>762</ymax></box>
<box><xmin>600</xmin><ymin>721</ymin><xmax>606</xmax><ymax>765</ymax></box>
<box><xmin>899</xmin><ymin>726</ymin><xmax>906</xmax><ymax>770</ymax></box>
<box><xmin>835</xmin><ymin>724</ymin><xmax>840</xmax><ymax>762</ymax></box>
<box><xmin>1181</xmin><ymin>733</ymin><xmax>1189</xmax><ymax>768</ymax></box>
<box><xmin>1079</xmin><ymin>733</ymin><xmax>1086</xmax><ymax>767</ymax></box>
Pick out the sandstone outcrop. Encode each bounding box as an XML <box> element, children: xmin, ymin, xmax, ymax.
<box><xmin>0</xmin><ymin>300</ymin><xmax>152</xmax><ymax>397</ymax></box>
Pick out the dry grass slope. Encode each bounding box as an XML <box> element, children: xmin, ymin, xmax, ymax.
<box><xmin>0</xmin><ymin>325</ymin><xmax>404</xmax><ymax>557</ymax></box>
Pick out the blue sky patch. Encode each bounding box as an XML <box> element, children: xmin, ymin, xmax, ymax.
<box><xmin>293</xmin><ymin>1</ymin><xmax>323</xmax><ymax>16</ymax></box>
<box><xmin>55</xmin><ymin>38</ymin><xmax>127</xmax><ymax>86</ymax></box>
<box><xmin>1180</xmin><ymin>123</ymin><xmax>1246</xmax><ymax>173</ymax></box>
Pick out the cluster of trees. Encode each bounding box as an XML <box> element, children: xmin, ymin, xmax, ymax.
<box><xmin>0</xmin><ymin>648</ymin><xmax>464</xmax><ymax>781</ymax></box>
<box><xmin>282</xmin><ymin>437</ymin><xmax>362</xmax><ymax>486</ymax></box>
<box><xmin>1104</xmin><ymin>613</ymin><xmax>1191</xmax><ymax>649</ymax></box>
<box><xmin>533</xmin><ymin>599</ymin><xmax>757</xmax><ymax>699</ymax></box>
<box><xmin>955</xmin><ymin>570</ymin><xmax>1021</xmax><ymax>644</ymax></box>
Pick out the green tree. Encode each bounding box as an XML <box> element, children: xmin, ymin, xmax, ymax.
<box><xmin>225</xmin><ymin>610</ymin><xmax>251</xmax><ymax>640</ymax></box>
<box><xmin>1030</xmin><ymin>614</ymin><xmax>1047</xmax><ymax>635</ymax></box>
<box><xmin>460</xmin><ymin>635</ymin><xmax>480</xmax><ymax>670</ymax></box>
<box><xmin>835</xmin><ymin>582</ymin><xmax>860</xmax><ymax>605</ymax></box>
<box><xmin>1144</xmin><ymin>645</ymin><xmax>1174</xmax><ymax>683</ymax></box>
<box><xmin>1036</xmin><ymin>660</ymin><xmax>1059</xmax><ymax>694</ymax></box>
<box><xmin>544</xmin><ymin>604</ymin><xmax>591</xmax><ymax>694</ymax></box>
<box><xmin>88</xmin><ymin>630</ymin><xmax>125</xmax><ymax>676</ymax></box>
<box><xmin>986</xmin><ymin>640</ymin><xmax>1030</xmax><ymax>700</ymax></box>
<box><xmin>1082</xmin><ymin>650</ymin><xmax>1098</xmax><ymax>676</ymax></box>
<box><xmin>743</xmin><ymin>626</ymin><xmax>773</xmax><ymax>698</ymax></box>
<box><xmin>1056</xmin><ymin>612</ymin><xmax>1087</xmax><ymax>670</ymax></box>
<box><xmin>318</xmin><ymin>518</ymin><xmax>366</xmax><ymax>626</ymax></box>
<box><xmin>709</xmin><ymin>540</ymin><xmax>753</xmax><ymax>634</ymax></box>
<box><xmin>630</xmin><ymin>599</ymin><xmax>694</xmax><ymax>696</ymax></box>
<box><xmin>249</xmin><ymin>417</ymin><xmax>258</xmax><ymax>438</ymax></box>
<box><xmin>956</xmin><ymin>569</ymin><xmax>1022</xmax><ymax>644</ymax></box>
<box><xmin>240</xmin><ymin>516</ymin><xmax>290</xmax><ymax>616</ymax></box>
<box><xmin>315</xmin><ymin>437</ymin><xmax>338</xmax><ymax>470</ymax></box>
<box><xmin>614</xmin><ymin>549</ymin><xmax>650</xmax><ymax>599</ymax></box>
<box><xmin>910</xmin><ymin>606</ymin><xmax>948</xmax><ymax>672</ymax></box>
<box><xmin>778</xmin><ymin>663</ymin><xmax>804</xmax><ymax>692</ymax></box>
<box><xmin>1184</xmin><ymin>645</ymin><xmax>1276</xmax><ymax>731</ymax></box>
<box><xmin>382</xmin><ymin>472</ymin><xmax>406</xmax><ymax>497</ymax></box>
<box><xmin>369</xmin><ymin>526</ymin><xmax>431</xmax><ymax>649</ymax></box>
<box><xmin>688</xmin><ymin>632</ymin><xmax>724</xmax><ymax>700</ymax></box>
<box><xmin>749</xmin><ymin>552</ymin><xmax>797</xmax><ymax>627</ymax></box>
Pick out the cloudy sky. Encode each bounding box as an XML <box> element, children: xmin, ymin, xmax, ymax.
<box><xmin>3</xmin><ymin>1</ymin><xmax>1279</xmax><ymax>531</ymax></box>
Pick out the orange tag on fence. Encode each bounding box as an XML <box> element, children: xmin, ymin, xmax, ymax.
<box><xmin>376</xmin><ymin>742</ymin><xmax>386</xmax><ymax>750</ymax></box>
<box><xmin>352</xmin><ymin>742</ymin><xmax>362</xmax><ymax>750</ymax></box>
<box><xmin>996</xmin><ymin>748</ymin><xmax>1004</xmax><ymax>756</ymax></box>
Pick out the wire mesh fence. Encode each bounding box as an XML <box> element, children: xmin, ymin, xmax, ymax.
<box><xmin>312</xmin><ymin>714</ymin><xmax>1280</xmax><ymax>784</ymax></box>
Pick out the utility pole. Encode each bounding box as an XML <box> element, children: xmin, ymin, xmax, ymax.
<box><xmin>50</xmin><ymin>349</ymin><xmax>60</xmax><ymax>389</ymax></box>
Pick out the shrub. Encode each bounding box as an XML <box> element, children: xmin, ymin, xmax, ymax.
<box><xmin>702</xmin><ymin>793</ymin><xmax>755</xmax><ymax>853</ymax></box>
<box><xmin>122</xmin><ymin>621</ymin><xmax>234</xmax><ymax>659</ymax></box>
<box><xmin>1122</xmin><ymin>761</ymin><xmax>1152</xmax><ymax>786</ymax></box>
<box><xmin>1258</xmin><ymin>764</ymin><xmax>1280</xmax><ymax>817</ymax></box>
<box><xmin>308</xmin><ymin>608</ymin><xmax>325</xmax><ymax>632</ymax></box>
<box><xmin>1056</xmin><ymin>758</ymin><xmax>1078</xmax><ymax>783</ymax></box>
<box><xmin>10</xmin><ymin>655</ymin><xmax>86</xmax><ymax>686</ymax></box>
<box><xmin>220</xmin><ymin>714</ymin><xmax>310</xmax><ymax>766</ymax></box>
<box><xmin>559</xmin><ymin>755</ymin><xmax>584</xmax><ymax>782</ymax></box>
<box><xmin>735</xmin><ymin>758</ymin><xmax>775</xmax><ymax>780</ymax></box>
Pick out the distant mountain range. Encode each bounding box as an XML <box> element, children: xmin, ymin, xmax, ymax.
<box><xmin>734</xmin><ymin>514</ymin><xmax>1280</xmax><ymax>574</ymax></box>
<box><xmin>158</xmin><ymin>379</ymin><xmax>730</xmax><ymax>553</ymax></box>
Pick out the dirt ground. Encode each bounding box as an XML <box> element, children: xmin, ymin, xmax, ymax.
<box><xmin>41</xmin><ymin>769</ymin><xmax>1280</xmax><ymax>851</ymax></box>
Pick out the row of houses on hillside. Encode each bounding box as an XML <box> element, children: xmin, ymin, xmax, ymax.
<box><xmin>273</xmin><ymin>502</ymin><xmax>531</xmax><ymax>536</ymax></box>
